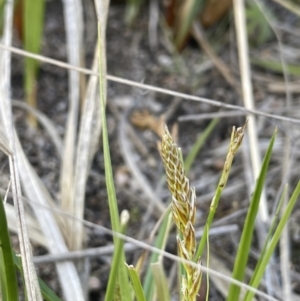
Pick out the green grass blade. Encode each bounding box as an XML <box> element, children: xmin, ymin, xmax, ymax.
<box><xmin>184</xmin><ymin>118</ymin><xmax>219</xmax><ymax>174</ymax></box>
<box><xmin>23</xmin><ymin>0</ymin><xmax>45</xmax><ymax>126</ymax></box>
<box><xmin>226</xmin><ymin>128</ymin><xmax>277</xmax><ymax>301</ymax></box>
<box><xmin>97</xmin><ymin>20</ymin><xmax>120</xmax><ymax>244</ymax></box>
<box><xmin>0</xmin><ymin>196</ymin><xmax>19</xmax><ymax>301</ymax></box>
<box><xmin>251</xmin><ymin>58</ymin><xmax>300</xmax><ymax>77</ymax></box>
<box><xmin>97</xmin><ymin>22</ymin><xmax>131</xmax><ymax>301</ymax></box>
<box><xmin>253</xmin><ymin>185</ymin><xmax>287</xmax><ymax>272</ymax></box>
<box><xmin>0</xmin><ymin>0</ymin><xmax>5</xmax><ymax>35</ymax></box>
<box><xmin>126</xmin><ymin>264</ymin><xmax>147</xmax><ymax>301</ymax></box>
<box><xmin>117</xmin><ymin>211</ymin><xmax>131</xmax><ymax>300</ymax></box>
<box><xmin>13</xmin><ymin>252</ymin><xmax>62</xmax><ymax>301</ymax></box>
<box><xmin>104</xmin><ymin>211</ymin><xmax>131</xmax><ymax>301</ymax></box>
<box><xmin>37</xmin><ymin>278</ymin><xmax>62</xmax><ymax>301</ymax></box>
<box><xmin>143</xmin><ymin>208</ymin><xmax>172</xmax><ymax>300</ymax></box>
<box><xmin>151</xmin><ymin>262</ymin><xmax>170</xmax><ymax>301</ymax></box>
<box><xmin>243</xmin><ymin>180</ymin><xmax>300</xmax><ymax>301</ymax></box>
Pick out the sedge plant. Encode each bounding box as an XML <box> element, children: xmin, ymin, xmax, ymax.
<box><xmin>142</xmin><ymin>119</ymin><xmax>219</xmax><ymax>301</ymax></box>
<box><xmin>2</xmin><ymin>90</ymin><xmax>299</xmax><ymax>301</ymax></box>
<box><xmin>158</xmin><ymin>123</ymin><xmax>300</xmax><ymax>301</ymax></box>
<box><xmin>2</xmin><ymin>2</ymin><xmax>299</xmax><ymax>301</ymax></box>
<box><xmin>1</xmin><ymin>15</ymin><xmax>298</xmax><ymax>299</ymax></box>
<box><xmin>160</xmin><ymin>125</ymin><xmax>202</xmax><ymax>300</ymax></box>
<box><xmin>159</xmin><ymin>123</ymin><xmax>246</xmax><ymax>300</ymax></box>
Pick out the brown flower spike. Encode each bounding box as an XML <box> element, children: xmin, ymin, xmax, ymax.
<box><xmin>160</xmin><ymin>125</ymin><xmax>201</xmax><ymax>301</ymax></box>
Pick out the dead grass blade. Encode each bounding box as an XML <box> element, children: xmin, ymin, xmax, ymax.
<box><xmin>0</xmin><ymin>1</ymin><xmax>42</xmax><ymax>299</ymax></box>
<box><xmin>233</xmin><ymin>0</ymin><xmax>269</xmax><ymax>235</ymax></box>
<box><xmin>271</xmin><ymin>0</ymin><xmax>300</xmax><ymax>16</ymax></box>
<box><xmin>4</xmin><ymin>202</ymin><xmax>48</xmax><ymax>247</ymax></box>
<box><xmin>0</xmin><ymin>140</ymin><xmax>42</xmax><ymax>301</ymax></box>
<box><xmin>72</xmin><ymin>49</ymin><xmax>101</xmax><ymax>250</ymax></box>
<box><xmin>191</xmin><ymin>22</ymin><xmax>241</xmax><ymax>95</ymax></box>
<box><xmin>59</xmin><ymin>0</ymin><xmax>84</xmax><ymax>248</ymax></box>
<box><xmin>14</xmin><ymin>133</ymin><xmax>85</xmax><ymax>301</ymax></box>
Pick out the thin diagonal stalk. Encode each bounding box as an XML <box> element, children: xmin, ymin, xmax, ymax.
<box><xmin>195</xmin><ymin>122</ymin><xmax>247</xmax><ymax>260</ymax></box>
<box><xmin>0</xmin><ymin>43</ymin><xmax>299</xmax><ymax>124</ymax></box>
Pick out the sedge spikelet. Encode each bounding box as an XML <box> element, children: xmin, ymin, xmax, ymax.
<box><xmin>160</xmin><ymin>125</ymin><xmax>201</xmax><ymax>301</ymax></box>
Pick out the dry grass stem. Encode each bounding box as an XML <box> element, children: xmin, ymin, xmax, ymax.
<box><xmin>160</xmin><ymin>125</ymin><xmax>201</xmax><ymax>301</ymax></box>
<box><xmin>233</xmin><ymin>0</ymin><xmax>269</xmax><ymax>225</ymax></box>
<box><xmin>0</xmin><ymin>43</ymin><xmax>298</xmax><ymax>124</ymax></box>
<box><xmin>191</xmin><ymin>22</ymin><xmax>241</xmax><ymax>95</ymax></box>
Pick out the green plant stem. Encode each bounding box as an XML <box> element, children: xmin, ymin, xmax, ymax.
<box><xmin>97</xmin><ymin>21</ymin><xmax>130</xmax><ymax>301</ymax></box>
<box><xmin>0</xmin><ymin>196</ymin><xmax>18</xmax><ymax>301</ymax></box>
<box><xmin>143</xmin><ymin>207</ymin><xmax>172</xmax><ymax>300</ymax></box>
<box><xmin>97</xmin><ymin>23</ymin><xmax>120</xmax><ymax>238</ymax></box>
<box><xmin>194</xmin><ymin>124</ymin><xmax>246</xmax><ymax>261</ymax></box>
<box><xmin>24</xmin><ymin>0</ymin><xmax>45</xmax><ymax>127</ymax></box>
<box><xmin>126</xmin><ymin>264</ymin><xmax>147</xmax><ymax>301</ymax></box>
<box><xmin>105</xmin><ymin>211</ymin><xmax>130</xmax><ymax>301</ymax></box>
<box><xmin>255</xmin><ymin>185</ymin><xmax>287</xmax><ymax>269</ymax></box>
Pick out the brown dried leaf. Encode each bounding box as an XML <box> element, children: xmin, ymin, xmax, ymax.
<box><xmin>130</xmin><ymin>109</ymin><xmax>165</xmax><ymax>137</ymax></box>
<box><xmin>200</xmin><ymin>0</ymin><xmax>232</xmax><ymax>28</ymax></box>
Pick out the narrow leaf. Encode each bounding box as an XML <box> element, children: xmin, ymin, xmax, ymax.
<box><xmin>252</xmin><ymin>58</ymin><xmax>300</xmax><ymax>77</ymax></box>
<box><xmin>143</xmin><ymin>208</ymin><xmax>172</xmax><ymax>300</ymax></box>
<box><xmin>0</xmin><ymin>195</ymin><xmax>19</xmax><ymax>301</ymax></box>
<box><xmin>244</xmin><ymin>180</ymin><xmax>300</xmax><ymax>301</ymax></box>
<box><xmin>226</xmin><ymin>128</ymin><xmax>277</xmax><ymax>301</ymax></box>
<box><xmin>23</xmin><ymin>0</ymin><xmax>45</xmax><ymax>126</ymax></box>
<box><xmin>126</xmin><ymin>264</ymin><xmax>147</xmax><ymax>301</ymax></box>
<box><xmin>13</xmin><ymin>252</ymin><xmax>62</xmax><ymax>301</ymax></box>
<box><xmin>97</xmin><ymin>22</ymin><xmax>131</xmax><ymax>301</ymax></box>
